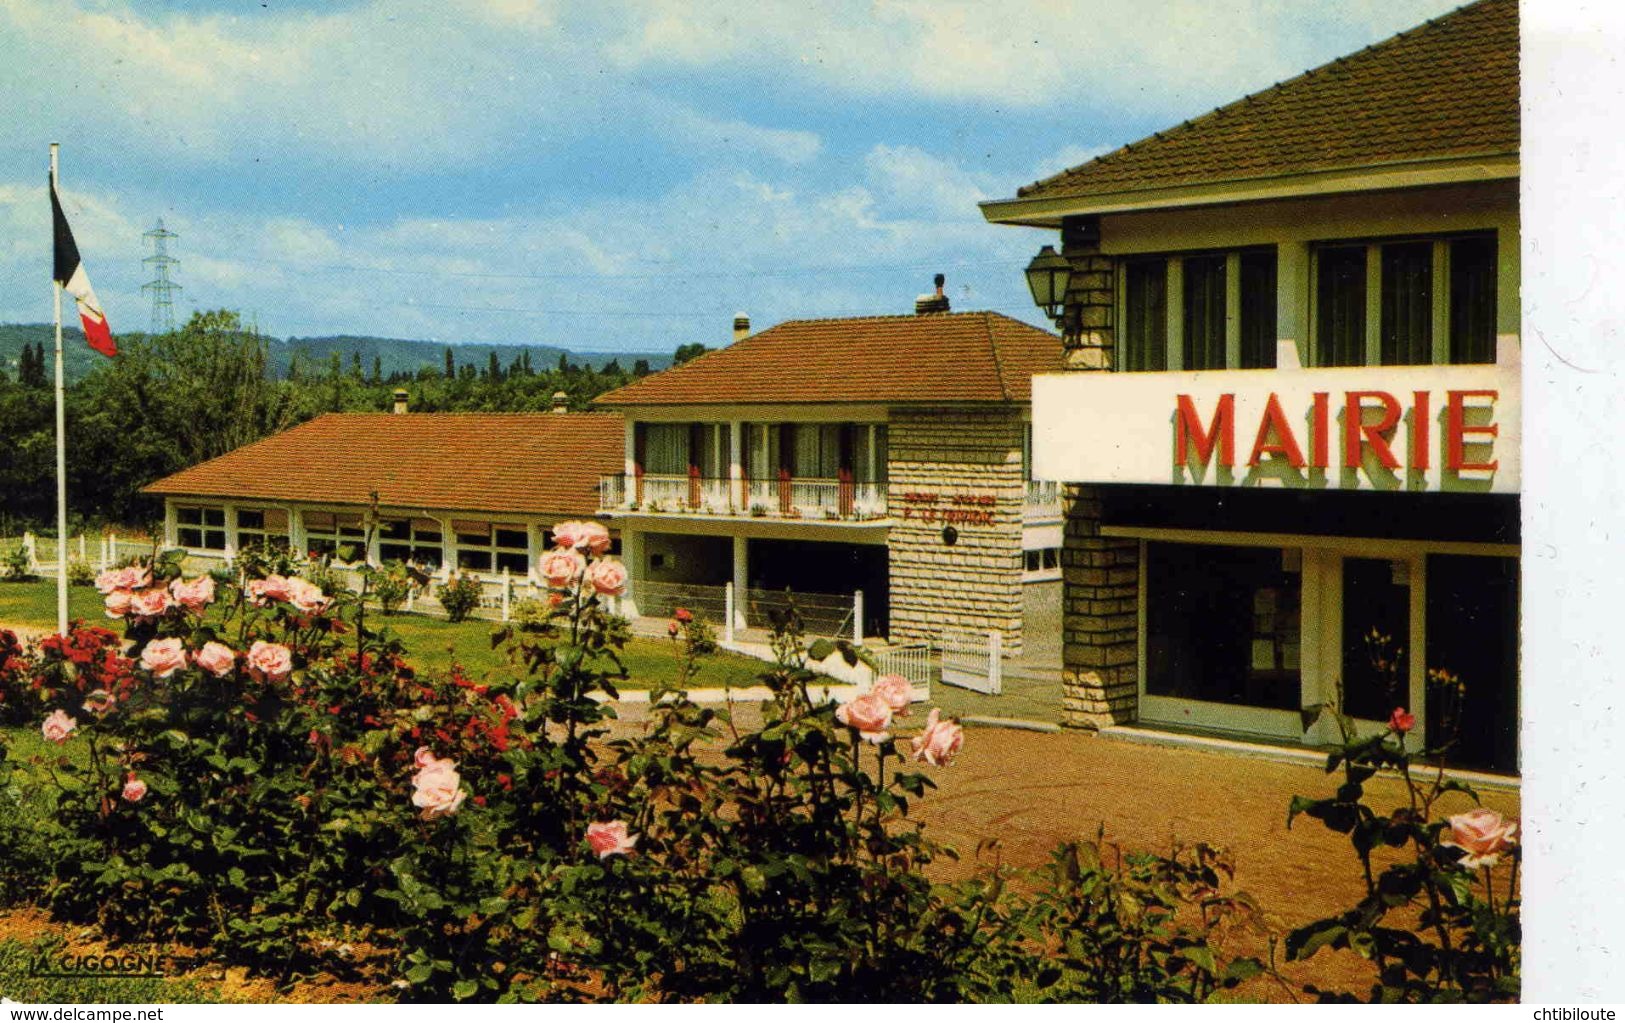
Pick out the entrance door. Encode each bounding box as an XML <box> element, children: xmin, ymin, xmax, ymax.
<box><xmin>1425</xmin><ymin>554</ymin><xmax>1519</xmax><ymax>774</ymax></box>
<box><xmin>1339</xmin><ymin>557</ymin><xmax>1414</xmax><ymax>722</ymax></box>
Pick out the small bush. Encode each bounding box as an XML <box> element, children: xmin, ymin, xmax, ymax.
<box><xmin>66</xmin><ymin>560</ymin><xmax>96</xmax><ymax>587</ymax></box>
<box><xmin>1</xmin><ymin>545</ymin><xmax>34</xmax><ymax>582</ymax></box>
<box><xmin>436</xmin><ymin>573</ymin><xmax>483</xmax><ymax>623</ymax></box>
<box><xmin>368</xmin><ymin>561</ymin><xmax>416</xmax><ymax>616</ymax></box>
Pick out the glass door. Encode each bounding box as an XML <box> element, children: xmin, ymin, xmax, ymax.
<box><xmin>1339</xmin><ymin>557</ymin><xmax>1414</xmax><ymax>722</ymax></box>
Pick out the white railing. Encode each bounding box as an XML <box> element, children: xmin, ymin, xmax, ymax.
<box><xmin>603</xmin><ymin>474</ymin><xmax>887</xmax><ymax>521</ymax></box>
<box><xmin>5</xmin><ymin>532</ymin><xmax>155</xmax><ymax>575</ymax></box>
<box><xmin>875</xmin><ymin>641</ymin><xmax>934</xmax><ymax>702</ymax></box>
<box><xmin>1025</xmin><ymin>479</ymin><xmax>1061</xmax><ymax>516</ymax></box>
<box><xmin>940</xmin><ymin>629</ymin><xmax>1004</xmax><ymax>695</ymax></box>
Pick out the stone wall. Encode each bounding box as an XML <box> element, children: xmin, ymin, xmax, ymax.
<box><xmin>886</xmin><ymin>407</ymin><xmax>1026</xmax><ymax>652</ymax></box>
<box><xmin>1057</xmin><ymin>229</ymin><xmax>1142</xmax><ymax>728</ymax></box>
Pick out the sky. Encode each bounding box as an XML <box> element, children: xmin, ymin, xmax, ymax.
<box><xmin>0</xmin><ymin>0</ymin><xmax>1469</xmax><ymax>353</ymax></box>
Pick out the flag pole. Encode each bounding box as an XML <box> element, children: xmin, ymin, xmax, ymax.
<box><xmin>50</xmin><ymin>142</ymin><xmax>68</xmax><ymax>639</ymax></box>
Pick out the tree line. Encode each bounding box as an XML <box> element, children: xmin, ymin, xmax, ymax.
<box><xmin>0</xmin><ymin>310</ymin><xmax>706</xmax><ymax>535</ymax></box>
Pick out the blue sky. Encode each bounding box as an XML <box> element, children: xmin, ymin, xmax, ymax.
<box><xmin>0</xmin><ymin>0</ymin><xmax>1467</xmax><ymax>353</ymax></box>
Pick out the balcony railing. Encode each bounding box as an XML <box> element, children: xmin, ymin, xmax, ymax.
<box><xmin>600</xmin><ymin>474</ymin><xmax>888</xmax><ymax>522</ymax></box>
<box><xmin>1024</xmin><ymin>479</ymin><xmax>1061</xmax><ymax>516</ymax></box>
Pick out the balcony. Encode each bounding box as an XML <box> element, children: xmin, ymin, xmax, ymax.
<box><xmin>600</xmin><ymin>474</ymin><xmax>888</xmax><ymax>522</ymax></box>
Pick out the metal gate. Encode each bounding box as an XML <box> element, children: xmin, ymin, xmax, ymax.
<box><xmin>875</xmin><ymin>642</ymin><xmax>933</xmax><ymax>702</ymax></box>
<box><xmin>939</xmin><ymin>630</ymin><xmax>1004</xmax><ymax>695</ymax></box>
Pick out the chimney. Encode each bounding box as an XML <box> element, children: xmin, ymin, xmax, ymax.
<box><xmin>551</xmin><ymin>390</ymin><xmax>570</xmax><ymax>414</ymax></box>
<box><xmin>391</xmin><ymin>388</ymin><xmax>409</xmax><ymax>415</ymax></box>
<box><xmin>732</xmin><ymin>312</ymin><xmax>751</xmax><ymax>344</ymax></box>
<box><xmin>914</xmin><ymin>273</ymin><xmax>950</xmax><ymax>315</ymax></box>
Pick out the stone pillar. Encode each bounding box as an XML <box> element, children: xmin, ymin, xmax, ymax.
<box><xmin>621</xmin><ymin>528</ymin><xmax>643</xmax><ymax>619</ymax></box>
<box><xmin>731</xmin><ymin>535</ymin><xmax>748</xmax><ymax>631</ymax></box>
<box><xmin>1054</xmin><ymin>230</ymin><xmax>1141</xmax><ymax>729</ymax></box>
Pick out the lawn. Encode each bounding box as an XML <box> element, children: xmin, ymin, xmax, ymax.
<box><xmin>0</xmin><ymin>579</ymin><xmax>768</xmax><ymax>692</ymax></box>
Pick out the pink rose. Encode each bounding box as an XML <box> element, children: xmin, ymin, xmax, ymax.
<box><xmin>871</xmin><ymin>674</ymin><xmax>913</xmax><ymax>715</ymax></box>
<box><xmin>586</xmin><ymin>820</ymin><xmax>639</xmax><ymax>859</ymax></box>
<box><xmin>122</xmin><ymin>775</ymin><xmax>148</xmax><ymax>803</ymax></box>
<box><xmin>414</xmin><ymin>746</ymin><xmax>438</xmax><ymax>769</ymax></box>
<box><xmin>246</xmin><ymin>640</ymin><xmax>293</xmax><ymax>683</ymax></box>
<box><xmin>1441</xmin><ymin>808</ymin><xmax>1518</xmax><ymax>869</ymax></box>
<box><xmin>835</xmin><ymin>692</ymin><xmax>893</xmax><ymax>744</ymax></box>
<box><xmin>411</xmin><ymin>755</ymin><xmax>467</xmax><ymax>819</ymax></box>
<box><xmin>910</xmin><ymin>708</ymin><xmax>965</xmax><ymax>767</ymax></box>
<box><xmin>1388</xmin><ymin>707</ymin><xmax>1415</xmax><ymax>734</ymax></box>
<box><xmin>96</xmin><ymin>566</ymin><xmax>149</xmax><ymax>595</ymax></box>
<box><xmin>81</xmin><ymin>689</ymin><xmax>116</xmax><ymax>716</ymax></box>
<box><xmin>103</xmin><ymin>590</ymin><xmax>134</xmax><ymax>619</ymax></box>
<box><xmin>196</xmin><ymin>641</ymin><xmax>236</xmax><ymax>678</ymax></box>
<box><xmin>140</xmin><ymin>637</ymin><xmax>187</xmax><ymax>678</ymax></box>
<box><xmin>553</xmin><ymin>520</ymin><xmax>612</xmax><ymax>555</ymax></box>
<box><xmin>247</xmin><ymin>574</ymin><xmax>294</xmax><ymax>606</ymax></box>
<box><xmin>588</xmin><ymin>558</ymin><xmax>628</xmax><ymax>597</ymax></box>
<box><xmin>130</xmin><ymin>587</ymin><xmax>173</xmax><ymax>619</ymax></box>
<box><xmin>41</xmin><ymin>709</ymin><xmax>77</xmax><ymax>744</ymax></box>
<box><xmin>169</xmin><ymin>575</ymin><xmax>216</xmax><ymax>613</ymax></box>
<box><xmin>283</xmin><ymin>577</ymin><xmax>331</xmax><ymax>615</ymax></box>
<box><xmin>539</xmin><ymin>548</ymin><xmax>586</xmax><ymax>589</ymax></box>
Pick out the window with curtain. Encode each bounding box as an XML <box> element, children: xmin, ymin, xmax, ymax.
<box><xmin>1182</xmin><ymin>255</ymin><xmax>1226</xmax><ymax>371</ymax></box>
<box><xmin>643</xmin><ymin>423</ymin><xmax>688</xmax><ymax>475</ymax></box>
<box><xmin>1449</xmin><ymin>236</ymin><xmax>1497</xmax><ymax>364</ymax></box>
<box><xmin>1121</xmin><ymin>258</ymin><xmax>1167</xmax><ymax>372</ymax></box>
<box><xmin>1380</xmin><ymin>242</ymin><xmax>1433</xmax><ymax>365</ymax></box>
<box><xmin>1316</xmin><ymin>246</ymin><xmax>1367</xmax><ymax>367</ymax></box>
<box><xmin>1239</xmin><ymin>251</ymin><xmax>1278</xmax><ymax>369</ymax></box>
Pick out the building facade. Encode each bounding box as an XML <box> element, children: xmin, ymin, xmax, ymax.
<box><xmin>142</xmin><ymin>409</ymin><xmax>626</xmax><ymax>590</ymax></box>
<box><xmin>982</xmin><ymin>0</ymin><xmax>1519</xmax><ymax>772</ymax></box>
<box><xmin>593</xmin><ymin>304</ymin><xmax>1063</xmax><ymax>651</ymax></box>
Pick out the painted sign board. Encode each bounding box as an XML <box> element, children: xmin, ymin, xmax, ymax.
<box><xmin>1031</xmin><ymin>364</ymin><xmax>1520</xmax><ymax>494</ymax></box>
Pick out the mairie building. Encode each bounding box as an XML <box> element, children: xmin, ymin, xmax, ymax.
<box><xmin>981</xmin><ymin>0</ymin><xmax>1519</xmax><ymax>773</ymax></box>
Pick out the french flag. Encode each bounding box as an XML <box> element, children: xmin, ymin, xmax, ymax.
<box><xmin>50</xmin><ymin>176</ymin><xmax>116</xmax><ymax>357</ymax></box>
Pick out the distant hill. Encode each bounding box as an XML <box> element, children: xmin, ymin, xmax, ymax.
<box><xmin>0</xmin><ymin>324</ymin><xmax>674</xmax><ymax>384</ymax></box>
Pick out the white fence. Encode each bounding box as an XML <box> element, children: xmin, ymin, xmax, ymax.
<box><xmin>874</xmin><ymin>641</ymin><xmax>934</xmax><ymax>702</ymax></box>
<box><xmin>632</xmin><ymin>579</ymin><xmax>861</xmax><ymax>644</ymax></box>
<box><xmin>3</xmin><ymin>532</ymin><xmax>156</xmax><ymax>575</ymax></box>
<box><xmin>939</xmin><ymin>629</ymin><xmax>1004</xmax><ymax>695</ymax></box>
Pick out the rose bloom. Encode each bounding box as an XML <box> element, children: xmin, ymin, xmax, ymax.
<box><xmin>169</xmin><ymin>575</ymin><xmax>216</xmax><ymax>613</ymax></box>
<box><xmin>1388</xmin><ymin>707</ymin><xmax>1416</xmax><ymax>734</ymax></box>
<box><xmin>411</xmin><ymin>756</ymin><xmax>468</xmax><ymax>819</ymax></box>
<box><xmin>246</xmin><ymin>640</ymin><xmax>294</xmax><ymax>683</ymax></box>
<box><xmin>122</xmin><ymin>775</ymin><xmax>148</xmax><ymax>803</ymax></box>
<box><xmin>871</xmin><ymin>674</ymin><xmax>913</xmax><ymax>715</ymax></box>
<box><xmin>553</xmin><ymin>520</ymin><xmax>612</xmax><ymax>555</ymax></box>
<box><xmin>96</xmin><ymin>566</ymin><xmax>149</xmax><ymax>595</ymax></box>
<box><xmin>586</xmin><ymin>820</ymin><xmax>639</xmax><ymax>859</ymax></box>
<box><xmin>283</xmin><ymin>577</ymin><xmax>331</xmax><ymax>615</ymax></box>
<box><xmin>129</xmin><ymin>587</ymin><xmax>173</xmax><ymax>619</ymax></box>
<box><xmin>413</xmin><ymin>746</ymin><xmax>438</xmax><ymax>769</ymax></box>
<box><xmin>103</xmin><ymin>589</ymin><xmax>134</xmax><ymax>619</ymax></box>
<box><xmin>911</xmin><ymin>708</ymin><xmax>965</xmax><ymax>767</ymax></box>
<box><xmin>1441</xmin><ymin>808</ymin><xmax>1518</xmax><ymax>869</ymax></box>
<box><xmin>835</xmin><ymin>692</ymin><xmax>894</xmax><ymax>744</ymax></box>
<box><xmin>539</xmin><ymin>548</ymin><xmax>586</xmax><ymax>589</ymax></box>
<box><xmin>247</xmin><ymin>574</ymin><xmax>294</xmax><ymax>606</ymax></box>
<box><xmin>674</xmin><ymin>608</ymin><xmax>693</xmax><ymax>623</ymax></box>
<box><xmin>41</xmin><ymin>708</ymin><xmax>77</xmax><ymax>744</ymax></box>
<box><xmin>588</xmin><ymin>558</ymin><xmax>628</xmax><ymax>597</ymax></box>
<box><xmin>81</xmin><ymin>689</ymin><xmax>116</xmax><ymax>716</ymax></box>
<box><xmin>140</xmin><ymin>637</ymin><xmax>188</xmax><ymax>678</ymax></box>
<box><xmin>195</xmin><ymin>641</ymin><xmax>237</xmax><ymax>678</ymax></box>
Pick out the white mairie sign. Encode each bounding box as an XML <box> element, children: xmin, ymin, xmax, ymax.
<box><xmin>1032</xmin><ymin>364</ymin><xmax>1520</xmax><ymax>494</ymax></box>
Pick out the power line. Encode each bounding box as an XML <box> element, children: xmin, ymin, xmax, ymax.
<box><xmin>141</xmin><ymin>219</ymin><xmax>183</xmax><ymax>334</ymax></box>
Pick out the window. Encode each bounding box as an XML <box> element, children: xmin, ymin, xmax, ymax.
<box><xmin>302</xmin><ymin>511</ymin><xmax>366</xmax><ymax>561</ymax></box>
<box><xmin>642</xmin><ymin>423</ymin><xmax>688</xmax><ymax>475</ymax></box>
<box><xmin>1121</xmin><ymin>259</ymin><xmax>1167</xmax><ymax>371</ymax></box>
<box><xmin>235</xmin><ymin>508</ymin><xmax>288</xmax><ymax>553</ymax></box>
<box><xmin>378</xmin><ymin>517</ymin><xmax>444</xmax><ymax>568</ymax></box>
<box><xmin>451</xmin><ymin>520</ymin><xmax>528</xmax><ymax>574</ymax></box>
<box><xmin>1239</xmin><ymin>252</ymin><xmax>1278</xmax><ymax>369</ymax></box>
<box><xmin>1316</xmin><ymin>234</ymin><xmax>1498</xmax><ymax>366</ymax></box>
<box><xmin>176</xmin><ymin>506</ymin><xmax>226</xmax><ymax>551</ymax></box>
<box><xmin>1182</xmin><ymin>255</ymin><xmax>1226</xmax><ymax>371</ymax></box>
<box><xmin>1145</xmin><ymin>542</ymin><xmax>1301</xmax><ymax>711</ymax></box>
<box><xmin>1024</xmin><ymin>547</ymin><xmax>1061</xmax><ymax>574</ymax></box>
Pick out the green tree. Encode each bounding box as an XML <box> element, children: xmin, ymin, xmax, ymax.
<box><xmin>673</xmin><ymin>342</ymin><xmax>708</xmax><ymax>366</ymax></box>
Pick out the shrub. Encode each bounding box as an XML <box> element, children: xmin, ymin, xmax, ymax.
<box><xmin>1</xmin><ymin>544</ymin><xmax>34</xmax><ymax>582</ymax></box>
<box><xmin>436</xmin><ymin>573</ymin><xmax>483</xmax><ymax>623</ymax></box>
<box><xmin>66</xmin><ymin>559</ymin><xmax>96</xmax><ymax>587</ymax></box>
<box><xmin>367</xmin><ymin>561</ymin><xmax>416</xmax><ymax>616</ymax></box>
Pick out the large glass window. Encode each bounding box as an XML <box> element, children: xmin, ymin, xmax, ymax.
<box><xmin>1339</xmin><ymin>557</ymin><xmax>1412</xmax><ymax>721</ymax></box>
<box><xmin>1449</xmin><ymin>236</ymin><xmax>1498</xmax><ymax>364</ymax></box>
<box><xmin>303</xmin><ymin>511</ymin><xmax>366</xmax><ymax>561</ymax></box>
<box><xmin>1317</xmin><ymin>234</ymin><xmax>1499</xmax><ymax>366</ymax></box>
<box><xmin>235</xmin><ymin>508</ymin><xmax>288</xmax><ymax>553</ymax></box>
<box><xmin>642</xmin><ymin>423</ymin><xmax>688</xmax><ymax>475</ymax></box>
<box><xmin>1182</xmin><ymin>254</ymin><xmax>1226</xmax><ymax>371</ymax></box>
<box><xmin>176</xmin><ymin>506</ymin><xmax>226</xmax><ymax>551</ymax></box>
<box><xmin>1145</xmin><ymin>542</ymin><xmax>1301</xmax><ymax>711</ymax></box>
<box><xmin>1380</xmin><ymin>242</ymin><xmax>1434</xmax><ymax>365</ymax></box>
<box><xmin>1121</xmin><ymin>258</ymin><xmax>1168</xmax><ymax>371</ymax></box>
<box><xmin>1316</xmin><ymin>246</ymin><xmax>1368</xmax><ymax>367</ymax></box>
<box><xmin>452</xmin><ymin>520</ymin><xmax>528</xmax><ymax>574</ymax></box>
<box><xmin>1239</xmin><ymin>251</ymin><xmax>1278</xmax><ymax>369</ymax></box>
<box><xmin>378</xmin><ymin>517</ymin><xmax>445</xmax><ymax>568</ymax></box>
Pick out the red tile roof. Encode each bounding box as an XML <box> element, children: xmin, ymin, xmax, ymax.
<box><xmin>1002</xmin><ymin>0</ymin><xmax>1516</xmax><ymax>205</ymax></box>
<box><xmin>142</xmin><ymin>413</ymin><xmax>624</xmax><ymax>518</ymax></box>
<box><xmin>594</xmin><ymin>311</ymin><xmax>1061</xmax><ymax>406</ymax></box>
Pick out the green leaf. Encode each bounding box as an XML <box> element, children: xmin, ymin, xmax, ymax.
<box><xmin>452</xmin><ymin>979</ymin><xmax>478</xmax><ymax>1001</ymax></box>
<box><xmin>806</xmin><ymin>638</ymin><xmax>836</xmax><ymax>662</ymax></box>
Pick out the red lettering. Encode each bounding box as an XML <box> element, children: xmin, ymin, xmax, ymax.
<box><xmin>1445</xmin><ymin>389</ymin><xmax>1500</xmax><ymax>472</ymax></box>
<box><xmin>1175</xmin><ymin>394</ymin><xmax>1235</xmax><ymax>469</ymax></box>
<box><xmin>1311</xmin><ymin>392</ymin><xmax>1330</xmax><ymax>468</ymax></box>
<box><xmin>1247</xmin><ymin>393</ymin><xmax>1306</xmax><ymax>468</ymax></box>
<box><xmin>1411</xmin><ymin>390</ymin><xmax>1431</xmax><ymax>471</ymax></box>
<box><xmin>1342</xmin><ymin>391</ymin><xmax>1403</xmax><ymax>470</ymax></box>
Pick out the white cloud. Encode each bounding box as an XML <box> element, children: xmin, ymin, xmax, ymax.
<box><xmin>654</xmin><ymin>105</ymin><xmax>822</xmax><ymax>165</ymax></box>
